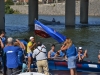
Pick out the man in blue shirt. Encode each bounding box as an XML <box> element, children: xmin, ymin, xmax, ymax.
<box><xmin>4</xmin><ymin>37</ymin><xmax>22</xmax><ymax>75</ymax></box>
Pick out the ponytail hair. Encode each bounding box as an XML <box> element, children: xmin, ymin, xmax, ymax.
<box><xmin>64</xmin><ymin>38</ymin><xmax>72</xmax><ymax>48</ymax></box>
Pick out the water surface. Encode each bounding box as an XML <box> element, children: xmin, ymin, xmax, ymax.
<box><xmin>5</xmin><ymin>14</ymin><xmax>100</xmax><ymax>74</ymax></box>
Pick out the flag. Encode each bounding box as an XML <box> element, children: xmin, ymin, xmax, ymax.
<box><xmin>34</xmin><ymin>20</ymin><xmax>66</xmax><ymax>43</ymax></box>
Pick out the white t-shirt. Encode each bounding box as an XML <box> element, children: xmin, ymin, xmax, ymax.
<box><xmin>33</xmin><ymin>45</ymin><xmax>47</xmax><ymax>61</ymax></box>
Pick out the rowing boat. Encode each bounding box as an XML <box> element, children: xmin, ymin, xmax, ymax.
<box><xmin>29</xmin><ymin>57</ymin><xmax>100</xmax><ymax>72</ymax></box>
<box><xmin>48</xmin><ymin>59</ymin><xmax>100</xmax><ymax>72</ymax></box>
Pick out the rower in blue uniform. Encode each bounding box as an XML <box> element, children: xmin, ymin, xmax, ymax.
<box><xmin>48</xmin><ymin>44</ymin><xmax>56</xmax><ymax>58</ymax></box>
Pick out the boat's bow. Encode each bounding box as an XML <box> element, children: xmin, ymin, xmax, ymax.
<box><xmin>18</xmin><ymin>72</ymin><xmax>45</xmax><ymax>75</ymax></box>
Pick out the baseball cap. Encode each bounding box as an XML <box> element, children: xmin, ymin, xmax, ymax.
<box><xmin>29</xmin><ymin>36</ymin><xmax>34</xmax><ymax>40</ymax></box>
<box><xmin>78</xmin><ymin>47</ymin><xmax>82</xmax><ymax>50</ymax></box>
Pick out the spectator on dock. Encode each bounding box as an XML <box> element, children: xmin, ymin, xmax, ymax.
<box><xmin>60</xmin><ymin>38</ymin><xmax>77</xmax><ymax>75</ymax></box>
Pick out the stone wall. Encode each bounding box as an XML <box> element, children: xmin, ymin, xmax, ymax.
<box><xmin>10</xmin><ymin>0</ymin><xmax>100</xmax><ymax>16</ymax></box>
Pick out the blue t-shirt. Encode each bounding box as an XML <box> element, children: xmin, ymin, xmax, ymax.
<box><xmin>66</xmin><ymin>44</ymin><xmax>77</xmax><ymax>57</ymax></box>
<box><xmin>4</xmin><ymin>46</ymin><xmax>22</xmax><ymax>68</ymax></box>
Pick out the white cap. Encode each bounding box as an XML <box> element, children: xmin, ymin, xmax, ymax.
<box><xmin>29</xmin><ymin>36</ymin><xmax>34</xmax><ymax>40</ymax></box>
<box><xmin>7</xmin><ymin>37</ymin><xmax>13</xmax><ymax>43</ymax></box>
<box><xmin>78</xmin><ymin>47</ymin><xmax>82</xmax><ymax>50</ymax></box>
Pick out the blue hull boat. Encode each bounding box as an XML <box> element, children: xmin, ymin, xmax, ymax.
<box><xmin>31</xmin><ymin>58</ymin><xmax>100</xmax><ymax>72</ymax></box>
<box><xmin>39</xmin><ymin>19</ymin><xmax>61</xmax><ymax>25</ymax></box>
<box><xmin>47</xmin><ymin>59</ymin><xmax>100</xmax><ymax>72</ymax></box>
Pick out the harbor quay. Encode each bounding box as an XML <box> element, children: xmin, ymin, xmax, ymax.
<box><xmin>10</xmin><ymin>0</ymin><xmax>100</xmax><ymax>16</ymax></box>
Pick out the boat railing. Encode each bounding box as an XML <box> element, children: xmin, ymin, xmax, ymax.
<box><xmin>48</xmin><ymin>57</ymin><xmax>67</xmax><ymax>61</ymax></box>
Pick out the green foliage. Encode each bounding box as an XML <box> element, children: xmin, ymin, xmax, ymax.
<box><xmin>5</xmin><ymin>0</ymin><xmax>14</xmax><ymax>5</ymax></box>
<box><xmin>5</xmin><ymin>0</ymin><xmax>20</xmax><ymax>14</ymax></box>
<box><xmin>5</xmin><ymin>4</ymin><xmax>10</xmax><ymax>10</ymax></box>
<box><xmin>5</xmin><ymin>5</ymin><xmax>14</xmax><ymax>14</ymax></box>
<box><xmin>5</xmin><ymin>4</ymin><xmax>20</xmax><ymax>14</ymax></box>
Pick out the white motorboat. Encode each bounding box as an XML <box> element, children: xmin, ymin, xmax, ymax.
<box><xmin>18</xmin><ymin>72</ymin><xmax>45</xmax><ymax>75</ymax></box>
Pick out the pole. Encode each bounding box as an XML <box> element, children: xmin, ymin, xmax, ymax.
<box><xmin>80</xmin><ymin>0</ymin><xmax>89</xmax><ymax>24</ymax></box>
<box><xmin>65</xmin><ymin>0</ymin><xmax>75</xmax><ymax>28</ymax></box>
<box><xmin>0</xmin><ymin>0</ymin><xmax>5</xmax><ymax>31</ymax></box>
<box><xmin>28</xmin><ymin>0</ymin><xmax>38</xmax><ymax>26</ymax></box>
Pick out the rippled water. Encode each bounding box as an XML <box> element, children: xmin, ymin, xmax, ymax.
<box><xmin>5</xmin><ymin>14</ymin><xmax>100</xmax><ymax>74</ymax></box>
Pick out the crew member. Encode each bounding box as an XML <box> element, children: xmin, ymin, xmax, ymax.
<box><xmin>27</xmin><ymin>36</ymin><xmax>36</xmax><ymax>72</ymax></box>
<box><xmin>48</xmin><ymin>44</ymin><xmax>56</xmax><ymax>58</ymax></box>
<box><xmin>33</xmin><ymin>42</ymin><xmax>49</xmax><ymax>75</ymax></box>
<box><xmin>4</xmin><ymin>37</ymin><xmax>23</xmax><ymax>75</ymax></box>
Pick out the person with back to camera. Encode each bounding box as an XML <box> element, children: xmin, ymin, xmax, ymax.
<box><xmin>27</xmin><ymin>36</ymin><xmax>36</xmax><ymax>72</ymax></box>
<box><xmin>33</xmin><ymin>42</ymin><xmax>50</xmax><ymax>75</ymax></box>
<box><xmin>3</xmin><ymin>37</ymin><xmax>24</xmax><ymax>75</ymax></box>
<box><xmin>60</xmin><ymin>38</ymin><xmax>77</xmax><ymax>75</ymax></box>
<box><xmin>13</xmin><ymin>39</ymin><xmax>26</xmax><ymax>70</ymax></box>
<box><xmin>77</xmin><ymin>47</ymin><xmax>88</xmax><ymax>62</ymax></box>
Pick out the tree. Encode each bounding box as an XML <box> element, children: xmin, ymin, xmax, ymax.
<box><xmin>5</xmin><ymin>0</ymin><xmax>14</xmax><ymax>5</ymax></box>
<box><xmin>5</xmin><ymin>5</ymin><xmax>14</xmax><ymax>14</ymax></box>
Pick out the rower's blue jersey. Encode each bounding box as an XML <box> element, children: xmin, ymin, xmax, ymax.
<box><xmin>50</xmin><ymin>50</ymin><xmax>56</xmax><ymax>57</ymax></box>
